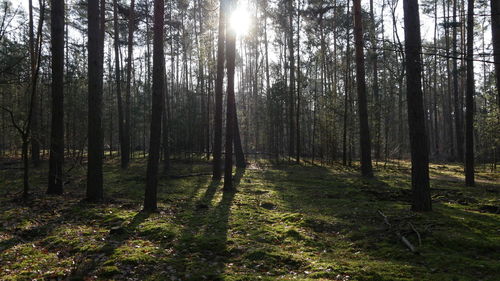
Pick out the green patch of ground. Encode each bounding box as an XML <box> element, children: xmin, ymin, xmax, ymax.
<box><xmin>0</xmin><ymin>158</ymin><xmax>499</xmax><ymax>280</ymax></box>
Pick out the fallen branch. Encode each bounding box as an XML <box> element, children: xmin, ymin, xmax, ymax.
<box><xmin>409</xmin><ymin>222</ymin><xmax>422</xmax><ymax>246</ymax></box>
<box><xmin>377</xmin><ymin>209</ymin><xmax>418</xmax><ymax>253</ymax></box>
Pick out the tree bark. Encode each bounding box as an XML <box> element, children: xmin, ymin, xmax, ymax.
<box><xmin>213</xmin><ymin>0</ymin><xmax>225</xmax><ymax>180</ymax></box>
<box><xmin>492</xmin><ymin>0</ymin><xmax>500</xmax><ymax>107</ymax></box>
<box><xmin>453</xmin><ymin>0</ymin><xmax>464</xmax><ymax>162</ymax></box>
<box><xmin>113</xmin><ymin>0</ymin><xmax>125</xmax><ymax>168</ymax></box>
<box><xmin>353</xmin><ymin>0</ymin><xmax>374</xmax><ymax>177</ymax></box>
<box><xmin>47</xmin><ymin>0</ymin><xmax>64</xmax><ymax>195</ymax></box>
<box><xmin>144</xmin><ymin>0</ymin><xmax>165</xmax><ymax>211</ymax></box>
<box><xmin>403</xmin><ymin>0</ymin><xmax>432</xmax><ymax>211</ymax></box>
<box><xmin>288</xmin><ymin>0</ymin><xmax>295</xmax><ymax>160</ymax></box>
<box><xmin>465</xmin><ymin>0</ymin><xmax>475</xmax><ymax>186</ymax></box>
<box><xmin>224</xmin><ymin>3</ymin><xmax>236</xmax><ymax>191</ymax></box>
<box><xmin>86</xmin><ymin>0</ymin><xmax>104</xmax><ymax>201</ymax></box>
<box><xmin>123</xmin><ymin>0</ymin><xmax>135</xmax><ymax>168</ymax></box>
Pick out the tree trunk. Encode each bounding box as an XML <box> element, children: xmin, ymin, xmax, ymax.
<box><xmin>224</xmin><ymin>3</ymin><xmax>236</xmax><ymax>191</ymax></box>
<box><xmin>288</xmin><ymin>0</ymin><xmax>295</xmax><ymax>160</ymax></box>
<box><xmin>47</xmin><ymin>0</ymin><xmax>65</xmax><ymax>195</ymax></box>
<box><xmin>492</xmin><ymin>0</ymin><xmax>500</xmax><ymax>107</ymax></box>
<box><xmin>232</xmin><ymin>96</ymin><xmax>246</xmax><ymax>168</ymax></box>
<box><xmin>86</xmin><ymin>0</ymin><xmax>104</xmax><ymax>201</ymax></box>
<box><xmin>28</xmin><ymin>0</ymin><xmax>40</xmax><ymax>167</ymax></box>
<box><xmin>353</xmin><ymin>0</ymin><xmax>374</xmax><ymax>177</ymax></box>
<box><xmin>403</xmin><ymin>0</ymin><xmax>432</xmax><ymax>211</ymax></box>
<box><xmin>113</xmin><ymin>0</ymin><xmax>125</xmax><ymax>168</ymax></box>
<box><xmin>144</xmin><ymin>0</ymin><xmax>165</xmax><ymax>211</ymax></box>
<box><xmin>123</xmin><ymin>0</ymin><xmax>135</xmax><ymax>168</ymax></box>
<box><xmin>465</xmin><ymin>0</ymin><xmax>475</xmax><ymax>186</ymax></box>
<box><xmin>343</xmin><ymin>0</ymin><xmax>351</xmax><ymax>166</ymax></box>
<box><xmin>370</xmin><ymin>0</ymin><xmax>381</xmax><ymax>162</ymax></box>
<box><xmin>213</xmin><ymin>0</ymin><xmax>225</xmax><ymax>180</ymax></box>
<box><xmin>453</xmin><ymin>0</ymin><xmax>464</xmax><ymax>162</ymax></box>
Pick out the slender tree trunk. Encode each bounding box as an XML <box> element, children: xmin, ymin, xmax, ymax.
<box><xmin>370</xmin><ymin>0</ymin><xmax>380</xmax><ymax>162</ymax></box>
<box><xmin>465</xmin><ymin>0</ymin><xmax>475</xmax><ymax>186</ymax></box>
<box><xmin>343</xmin><ymin>0</ymin><xmax>351</xmax><ymax>166</ymax></box>
<box><xmin>112</xmin><ymin>0</ymin><xmax>125</xmax><ymax>165</ymax></box>
<box><xmin>492</xmin><ymin>0</ymin><xmax>500</xmax><ymax>107</ymax></box>
<box><xmin>453</xmin><ymin>0</ymin><xmax>464</xmax><ymax>162</ymax></box>
<box><xmin>353</xmin><ymin>0</ymin><xmax>374</xmax><ymax>177</ymax></box>
<box><xmin>162</xmin><ymin>72</ymin><xmax>170</xmax><ymax>173</ymax></box>
<box><xmin>86</xmin><ymin>0</ymin><xmax>104</xmax><ymax>201</ymax></box>
<box><xmin>288</xmin><ymin>0</ymin><xmax>295</xmax><ymax>160</ymax></box>
<box><xmin>296</xmin><ymin>1</ymin><xmax>301</xmax><ymax>164</ymax></box>
<box><xmin>232</xmin><ymin>96</ymin><xmax>246</xmax><ymax>168</ymax></box>
<box><xmin>144</xmin><ymin>0</ymin><xmax>165</xmax><ymax>211</ymax></box>
<box><xmin>213</xmin><ymin>0</ymin><xmax>225</xmax><ymax>180</ymax></box>
<box><xmin>29</xmin><ymin>0</ymin><xmax>40</xmax><ymax>166</ymax></box>
<box><xmin>123</xmin><ymin>0</ymin><xmax>135</xmax><ymax>168</ymax></box>
<box><xmin>224</xmin><ymin>3</ymin><xmax>236</xmax><ymax>191</ymax></box>
<box><xmin>403</xmin><ymin>0</ymin><xmax>432</xmax><ymax>211</ymax></box>
<box><xmin>47</xmin><ymin>0</ymin><xmax>64</xmax><ymax>195</ymax></box>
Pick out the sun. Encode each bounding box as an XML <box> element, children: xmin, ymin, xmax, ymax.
<box><xmin>229</xmin><ymin>1</ymin><xmax>252</xmax><ymax>37</ymax></box>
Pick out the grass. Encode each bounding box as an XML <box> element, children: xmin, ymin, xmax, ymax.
<box><xmin>0</xmin><ymin>157</ymin><xmax>499</xmax><ymax>280</ymax></box>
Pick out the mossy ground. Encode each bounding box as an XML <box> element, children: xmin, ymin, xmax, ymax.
<box><xmin>0</xmin><ymin>157</ymin><xmax>499</xmax><ymax>280</ymax></box>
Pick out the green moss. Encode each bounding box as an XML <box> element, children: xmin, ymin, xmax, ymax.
<box><xmin>109</xmin><ymin>240</ymin><xmax>158</xmax><ymax>265</ymax></box>
<box><xmin>1</xmin><ymin>159</ymin><xmax>499</xmax><ymax>280</ymax></box>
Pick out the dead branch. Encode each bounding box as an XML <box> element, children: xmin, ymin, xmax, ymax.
<box><xmin>377</xmin><ymin>209</ymin><xmax>418</xmax><ymax>253</ymax></box>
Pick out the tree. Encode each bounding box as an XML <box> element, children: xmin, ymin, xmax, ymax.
<box><xmin>224</xmin><ymin>0</ymin><xmax>236</xmax><ymax>191</ymax></box>
<box><xmin>47</xmin><ymin>0</ymin><xmax>64</xmax><ymax>195</ymax></box>
<box><xmin>113</xmin><ymin>0</ymin><xmax>126</xmax><ymax>169</ymax></box>
<box><xmin>452</xmin><ymin>0</ymin><xmax>463</xmax><ymax>162</ymax></box>
<box><xmin>86</xmin><ymin>0</ymin><xmax>105</xmax><ymax>201</ymax></box>
<box><xmin>492</xmin><ymin>0</ymin><xmax>500</xmax><ymax>107</ymax></box>
<box><xmin>213</xmin><ymin>0</ymin><xmax>225</xmax><ymax>180</ymax></box>
<box><xmin>464</xmin><ymin>0</ymin><xmax>475</xmax><ymax>186</ymax></box>
<box><xmin>288</xmin><ymin>0</ymin><xmax>295</xmax><ymax>160</ymax></box>
<box><xmin>124</xmin><ymin>0</ymin><xmax>136</xmax><ymax>168</ymax></box>
<box><xmin>403</xmin><ymin>0</ymin><xmax>432</xmax><ymax>211</ymax></box>
<box><xmin>1</xmin><ymin>0</ymin><xmax>45</xmax><ymax>198</ymax></box>
<box><xmin>144</xmin><ymin>0</ymin><xmax>165</xmax><ymax>211</ymax></box>
<box><xmin>353</xmin><ymin>0</ymin><xmax>373</xmax><ymax>177</ymax></box>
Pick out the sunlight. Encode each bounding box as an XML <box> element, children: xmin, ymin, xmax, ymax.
<box><xmin>229</xmin><ymin>1</ymin><xmax>252</xmax><ymax>37</ymax></box>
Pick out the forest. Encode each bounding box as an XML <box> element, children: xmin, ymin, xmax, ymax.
<box><xmin>0</xmin><ymin>0</ymin><xmax>499</xmax><ymax>279</ymax></box>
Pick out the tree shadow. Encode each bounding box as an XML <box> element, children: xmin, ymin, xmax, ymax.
<box><xmin>163</xmin><ymin>169</ymin><xmax>243</xmax><ymax>280</ymax></box>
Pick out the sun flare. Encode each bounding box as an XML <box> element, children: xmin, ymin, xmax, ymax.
<box><xmin>229</xmin><ymin>1</ymin><xmax>252</xmax><ymax>37</ymax></box>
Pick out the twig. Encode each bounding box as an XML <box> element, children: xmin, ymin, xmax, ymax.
<box><xmin>377</xmin><ymin>209</ymin><xmax>417</xmax><ymax>253</ymax></box>
<box><xmin>409</xmin><ymin>222</ymin><xmax>422</xmax><ymax>246</ymax></box>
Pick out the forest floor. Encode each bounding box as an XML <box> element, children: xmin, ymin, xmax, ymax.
<box><xmin>0</xmin><ymin>157</ymin><xmax>499</xmax><ymax>281</ymax></box>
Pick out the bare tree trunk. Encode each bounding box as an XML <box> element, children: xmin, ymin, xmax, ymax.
<box><xmin>232</xmin><ymin>96</ymin><xmax>246</xmax><ymax>168</ymax></box>
<box><xmin>403</xmin><ymin>0</ymin><xmax>432</xmax><ymax>211</ymax></box>
<box><xmin>465</xmin><ymin>0</ymin><xmax>475</xmax><ymax>186</ymax></box>
<box><xmin>113</xmin><ymin>0</ymin><xmax>125</xmax><ymax>167</ymax></box>
<box><xmin>213</xmin><ymin>0</ymin><xmax>225</xmax><ymax>180</ymax></box>
<box><xmin>86</xmin><ymin>0</ymin><xmax>105</xmax><ymax>201</ymax></box>
<box><xmin>370</xmin><ymin>0</ymin><xmax>381</xmax><ymax>162</ymax></box>
<box><xmin>288</xmin><ymin>0</ymin><xmax>295</xmax><ymax>160</ymax></box>
<box><xmin>353</xmin><ymin>0</ymin><xmax>374</xmax><ymax>177</ymax></box>
<box><xmin>296</xmin><ymin>1</ymin><xmax>301</xmax><ymax>164</ymax></box>
<box><xmin>47</xmin><ymin>0</ymin><xmax>64</xmax><ymax>195</ymax></box>
<box><xmin>29</xmin><ymin>0</ymin><xmax>40</xmax><ymax>167</ymax></box>
<box><xmin>492</xmin><ymin>0</ymin><xmax>500</xmax><ymax>107</ymax></box>
<box><xmin>453</xmin><ymin>0</ymin><xmax>464</xmax><ymax>162</ymax></box>
<box><xmin>144</xmin><ymin>0</ymin><xmax>165</xmax><ymax>211</ymax></box>
<box><xmin>343</xmin><ymin>0</ymin><xmax>351</xmax><ymax>166</ymax></box>
<box><xmin>224</xmin><ymin>2</ymin><xmax>236</xmax><ymax>191</ymax></box>
<box><xmin>123</xmin><ymin>0</ymin><xmax>135</xmax><ymax>168</ymax></box>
